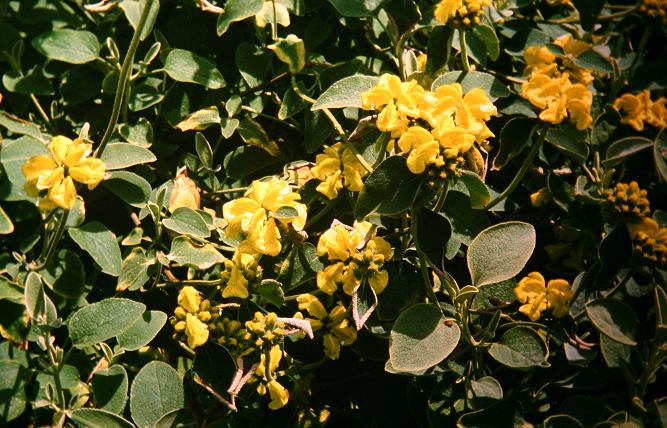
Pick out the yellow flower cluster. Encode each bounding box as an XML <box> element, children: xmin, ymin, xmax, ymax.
<box><xmin>639</xmin><ymin>0</ymin><xmax>667</xmax><ymax>23</ymax></box>
<box><xmin>627</xmin><ymin>217</ymin><xmax>667</xmax><ymax>267</ymax></box>
<box><xmin>361</xmin><ymin>74</ymin><xmax>497</xmax><ymax>176</ymax></box>
<box><xmin>514</xmin><ymin>272</ymin><xmax>573</xmax><ymax>321</ymax></box>
<box><xmin>316</xmin><ymin>221</ymin><xmax>392</xmax><ymax>296</ymax></box>
<box><xmin>210</xmin><ymin>317</ymin><xmax>251</xmax><ymax>355</ymax></box>
<box><xmin>22</xmin><ymin>136</ymin><xmax>106</xmax><ymax>210</ymax></box>
<box><xmin>171</xmin><ymin>286</ymin><xmax>213</xmax><ymax>349</ymax></box>
<box><xmin>223</xmin><ymin>177</ymin><xmax>307</xmax><ymax>257</ymax></box>
<box><xmin>606</xmin><ymin>181</ymin><xmax>651</xmax><ymax>221</ymax></box>
<box><xmin>612</xmin><ymin>90</ymin><xmax>667</xmax><ymax>131</ymax></box>
<box><xmin>219</xmin><ymin>250</ymin><xmax>262</xmax><ymax>299</ymax></box>
<box><xmin>310</xmin><ymin>142</ymin><xmax>368</xmax><ymax>199</ymax></box>
<box><xmin>521</xmin><ymin>34</ymin><xmax>594</xmax><ymax>130</ymax></box>
<box><xmin>246</xmin><ymin>312</ymin><xmax>290</xmax><ymax>409</ymax></box>
<box><xmin>434</xmin><ymin>0</ymin><xmax>491</xmax><ymax>26</ymax></box>
<box><xmin>297</xmin><ymin>294</ymin><xmax>357</xmax><ymax>360</ymax></box>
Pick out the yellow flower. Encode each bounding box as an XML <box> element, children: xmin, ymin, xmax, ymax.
<box><xmin>185</xmin><ymin>313</ymin><xmax>209</xmax><ymax>349</ymax></box>
<box><xmin>22</xmin><ymin>136</ymin><xmax>106</xmax><ymax>210</ymax></box>
<box><xmin>397</xmin><ymin>126</ymin><xmax>442</xmax><ymax>174</ymax></box>
<box><xmin>530</xmin><ymin>187</ymin><xmax>551</xmax><ymax>207</ymax></box>
<box><xmin>316</xmin><ymin>262</ymin><xmax>346</xmax><ymax>295</ymax></box>
<box><xmin>221</xmin><ymin>250</ymin><xmax>258</xmax><ymax>299</ymax></box>
<box><xmin>178</xmin><ymin>286</ymin><xmax>201</xmax><ymax>313</ymax></box>
<box><xmin>266</xmin><ymin>379</ymin><xmax>289</xmax><ymax>410</ymax></box>
<box><xmin>223</xmin><ymin>177</ymin><xmax>307</xmax><ymax>256</ymax></box>
<box><xmin>546</xmin><ymin>279</ymin><xmax>573</xmax><ymax>318</ymax></box>
<box><xmin>514</xmin><ymin>272</ymin><xmax>573</xmax><ymax>321</ymax></box>
<box><xmin>524</xmin><ymin>46</ymin><xmax>556</xmax><ymax>75</ymax></box>
<box><xmin>311</xmin><ymin>143</ymin><xmax>369</xmax><ymax>199</ymax></box>
<box><xmin>434</xmin><ymin>0</ymin><xmax>463</xmax><ymax>24</ymax></box>
<box><xmin>613</xmin><ymin>90</ymin><xmax>667</xmax><ymax>131</ymax></box>
<box><xmin>297</xmin><ymin>294</ymin><xmax>357</xmax><ymax>360</ymax></box>
<box><xmin>169</xmin><ymin>170</ymin><xmax>200</xmax><ymax>213</ymax></box>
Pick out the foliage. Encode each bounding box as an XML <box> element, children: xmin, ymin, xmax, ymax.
<box><xmin>0</xmin><ymin>0</ymin><xmax>666</xmax><ymax>427</ymax></box>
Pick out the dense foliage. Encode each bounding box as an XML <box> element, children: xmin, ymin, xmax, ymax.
<box><xmin>0</xmin><ymin>0</ymin><xmax>666</xmax><ymax>426</ymax></box>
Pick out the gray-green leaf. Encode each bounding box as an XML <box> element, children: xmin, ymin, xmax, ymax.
<box><xmin>117</xmin><ymin>310</ymin><xmax>167</xmax><ymax>351</ymax></box>
<box><xmin>164</xmin><ymin>49</ymin><xmax>225</xmax><ymax>89</ymax></box>
<box><xmin>130</xmin><ymin>361</ymin><xmax>184</xmax><ymax>428</ymax></box>
<box><xmin>69</xmin><ymin>298</ymin><xmax>146</xmax><ymax>347</ymax></box>
<box><xmin>31</xmin><ymin>29</ymin><xmax>100</xmax><ymax>64</ymax></box>
<box><xmin>312</xmin><ymin>75</ymin><xmax>380</xmax><ymax>110</ymax></box>
<box><xmin>68</xmin><ymin>222</ymin><xmax>123</xmax><ymax>276</ymax></box>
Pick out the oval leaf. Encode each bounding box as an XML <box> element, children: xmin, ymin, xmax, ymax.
<box><xmin>117</xmin><ymin>310</ymin><xmax>167</xmax><ymax>351</ymax></box>
<box><xmin>92</xmin><ymin>365</ymin><xmax>129</xmax><ymax>415</ymax></box>
<box><xmin>432</xmin><ymin>71</ymin><xmax>509</xmax><ymax>100</ymax></box>
<box><xmin>586</xmin><ymin>298</ymin><xmax>638</xmax><ymax>346</ymax></box>
<box><xmin>164</xmin><ymin>49</ymin><xmax>225</xmax><ymax>89</ymax></box>
<box><xmin>487</xmin><ymin>326</ymin><xmax>547</xmax><ymax>368</ymax></box>
<box><xmin>100</xmin><ymin>143</ymin><xmax>156</xmax><ymax>170</ymax></box>
<box><xmin>467</xmin><ymin>222</ymin><xmax>536</xmax><ymax>287</ymax></box>
<box><xmin>312</xmin><ymin>75</ymin><xmax>379</xmax><ymax>110</ymax></box>
<box><xmin>70</xmin><ymin>408</ymin><xmax>134</xmax><ymax>428</ymax></box>
<box><xmin>69</xmin><ymin>298</ymin><xmax>146</xmax><ymax>347</ymax></box>
<box><xmin>68</xmin><ymin>222</ymin><xmax>122</xmax><ymax>276</ymax></box>
<box><xmin>389</xmin><ymin>303</ymin><xmax>460</xmax><ymax>372</ymax></box>
<box><xmin>130</xmin><ymin>361</ymin><xmax>184</xmax><ymax>428</ymax></box>
<box><xmin>31</xmin><ymin>29</ymin><xmax>100</xmax><ymax>64</ymax></box>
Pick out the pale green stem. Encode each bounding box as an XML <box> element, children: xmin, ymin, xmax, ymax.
<box><xmin>459</xmin><ymin>30</ymin><xmax>470</xmax><ymax>71</ymax></box>
<box><xmin>94</xmin><ymin>0</ymin><xmax>154</xmax><ymax>158</ymax></box>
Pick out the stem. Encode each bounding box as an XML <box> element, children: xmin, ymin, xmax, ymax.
<box><xmin>459</xmin><ymin>30</ymin><xmax>470</xmax><ymax>71</ymax></box>
<box><xmin>410</xmin><ymin>209</ymin><xmax>444</xmax><ymax>316</ymax></box>
<box><xmin>30</xmin><ymin>209</ymin><xmax>69</xmax><ymax>271</ymax></box>
<box><xmin>30</xmin><ymin>94</ymin><xmax>52</xmax><ymax>128</ymax></box>
<box><xmin>46</xmin><ymin>333</ymin><xmax>66</xmax><ymax>411</ymax></box>
<box><xmin>94</xmin><ymin>0</ymin><xmax>153</xmax><ymax>158</ymax></box>
<box><xmin>270</xmin><ymin>0</ymin><xmax>278</xmax><ymax>41</ymax></box>
<box><xmin>485</xmin><ymin>126</ymin><xmax>546</xmax><ymax>209</ymax></box>
<box><xmin>304</xmin><ymin>197</ymin><xmax>336</xmax><ymax>229</ymax></box>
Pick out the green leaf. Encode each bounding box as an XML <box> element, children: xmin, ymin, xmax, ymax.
<box><xmin>655</xmin><ymin>138</ymin><xmax>667</xmax><ymax>182</ymax></box>
<box><xmin>586</xmin><ymin>298</ymin><xmax>638</xmax><ymax>346</ymax></box>
<box><xmin>31</xmin><ymin>29</ymin><xmax>100</xmax><ymax>64</ymax></box>
<box><xmin>92</xmin><ymin>365</ymin><xmax>129</xmax><ymax>414</ymax></box>
<box><xmin>0</xmin><ymin>360</ymin><xmax>27</xmax><ymax>423</ymax></box>
<box><xmin>450</xmin><ymin>171</ymin><xmax>491</xmax><ymax>209</ymax></box>
<box><xmin>545</xmin><ymin>128</ymin><xmax>589</xmax><ymax>164</ymax></box>
<box><xmin>68</xmin><ymin>222</ymin><xmax>122</xmax><ymax>276</ymax></box>
<box><xmin>544</xmin><ymin>415</ymin><xmax>585</xmax><ymax>428</ymax></box>
<box><xmin>352</xmin><ymin>281</ymin><xmax>378</xmax><ymax>330</ymax></box>
<box><xmin>278</xmin><ymin>242</ymin><xmax>324</xmax><ymax>288</ymax></box>
<box><xmin>192</xmin><ymin>343</ymin><xmax>237</xmax><ymax>393</ymax></box>
<box><xmin>235</xmin><ymin>42</ymin><xmax>272</xmax><ymax>87</ymax></box>
<box><xmin>71</xmin><ymin>408</ymin><xmax>134</xmax><ymax>428</ymax></box>
<box><xmin>117</xmin><ymin>310</ymin><xmax>167</xmax><ymax>351</ymax></box>
<box><xmin>0</xmin><ymin>135</ymin><xmax>49</xmax><ymax>200</ymax></box>
<box><xmin>427</xmin><ymin>26</ymin><xmax>453</xmax><ymax>76</ymax></box>
<box><xmin>103</xmin><ymin>171</ymin><xmax>152</xmax><ymax>208</ymax></box>
<box><xmin>355</xmin><ymin>156</ymin><xmax>423</xmax><ymax>219</ymax></box>
<box><xmin>573</xmin><ymin>49</ymin><xmax>613</xmax><ymax>74</ymax></box>
<box><xmin>493</xmin><ymin>118</ymin><xmax>539</xmax><ymax>170</ymax></box>
<box><xmin>457</xmin><ymin>400</ymin><xmax>519</xmax><ymax>427</ymax></box>
<box><xmin>432</xmin><ymin>71</ymin><xmax>509</xmax><ymax>100</ymax></box>
<box><xmin>603</xmin><ymin>136</ymin><xmax>653</xmax><ymax>167</ymax></box>
<box><xmin>100</xmin><ymin>143</ymin><xmax>156</xmax><ymax>170</ymax></box>
<box><xmin>163</xmin><ymin>207</ymin><xmax>211</xmax><ymax>238</ymax></box>
<box><xmin>468</xmin><ymin>376</ymin><xmax>503</xmax><ymax>403</ymax></box>
<box><xmin>487</xmin><ymin>327</ymin><xmax>547</xmax><ymax>368</ymax></box>
<box><xmin>237</xmin><ymin>117</ymin><xmax>280</xmax><ymax>156</ymax></box>
<box><xmin>599</xmin><ymin>333</ymin><xmax>631</xmax><ymax>369</ymax></box>
<box><xmin>0</xmin><ymin>206</ymin><xmax>14</xmax><ymax>234</ymax></box>
<box><xmin>117</xmin><ymin>248</ymin><xmax>154</xmax><ymax>292</ymax></box>
<box><xmin>154</xmin><ymin>410</ymin><xmax>195</xmax><ymax>428</ymax></box>
<box><xmin>0</xmin><ymin>112</ymin><xmax>45</xmax><ymax>142</ymax></box>
<box><xmin>269</xmin><ymin>34</ymin><xmax>306</xmax><ymax>74</ymax></box>
<box><xmin>166</xmin><ymin>236</ymin><xmax>225</xmax><ymax>270</ymax></box>
<box><xmin>223</xmin><ymin>145</ymin><xmax>279</xmax><ymax>179</ymax></box>
<box><xmin>39</xmin><ymin>249</ymin><xmax>85</xmax><ymax>298</ymax></box>
<box><xmin>389</xmin><ymin>303</ymin><xmax>460</xmax><ymax>372</ymax></box>
<box><xmin>326</xmin><ymin>0</ymin><xmax>380</xmax><ymax>16</ymax></box>
<box><xmin>467</xmin><ymin>222</ymin><xmax>536</xmax><ymax>287</ymax></box>
<box><xmin>119</xmin><ymin>118</ymin><xmax>153</xmax><ymax>147</ymax></box>
<box><xmin>195</xmin><ymin>133</ymin><xmax>213</xmax><ymax>168</ymax></box>
<box><xmin>69</xmin><ymin>298</ymin><xmax>145</xmax><ymax>347</ymax></box>
<box><xmin>417</xmin><ymin>208</ymin><xmax>451</xmax><ymax>266</ymax></box>
<box><xmin>164</xmin><ymin>49</ymin><xmax>226</xmax><ymax>89</ymax></box>
<box><xmin>24</xmin><ymin>272</ymin><xmax>45</xmax><ymax>320</ymax></box>
<box><xmin>572</xmin><ymin>0</ymin><xmax>604</xmax><ymax>30</ymax></box>
<box><xmin>216</xmin><ymin>0</ymin><xmax>264</xmax><ymax>35</ymax></box>
<box><xmin>304</xmin><ymin>109</ymin><xmax>334</xmax><ymax>153</ymax></box>
<box><xmin>175</xmin><ymin>106</ymin><xmax>221</xmax><ymax>132</ymax></box>
<box><xmin>312</xmin><ymin>75</ymin><xmax>380</xmax><ymax>110</ymax></box>
<box><xmin>279</xmin><ymin>86</ymin><xmax>310</xmax><ymax>120</ymax></box>
<box><xmin>473</xmin><ymin>25</ymin><xmax>499</xmax><ymax>61</ymax></box>
<box><xmin>2</xmin><ymin>68</ymin><xmax>53</xmax><ymax>96</ymax></box>
<box><xmin>0</xmin><ymin>277</ymin><xmax>23</xmax><ymax>302</ymax></box>
<box><xmin>119</xmin><ymin>0</ymin><xmax>160</xmax><ymax>41</ymax></box>
<box><xmin>257</xmin><ymin>279</ymin><xmax>285</xmax><ymax>307</ymax></box>
<box><xmin>130</xmin><ymin>361</ymin><xmax>184</xmax><ymax>428</ymax></box>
